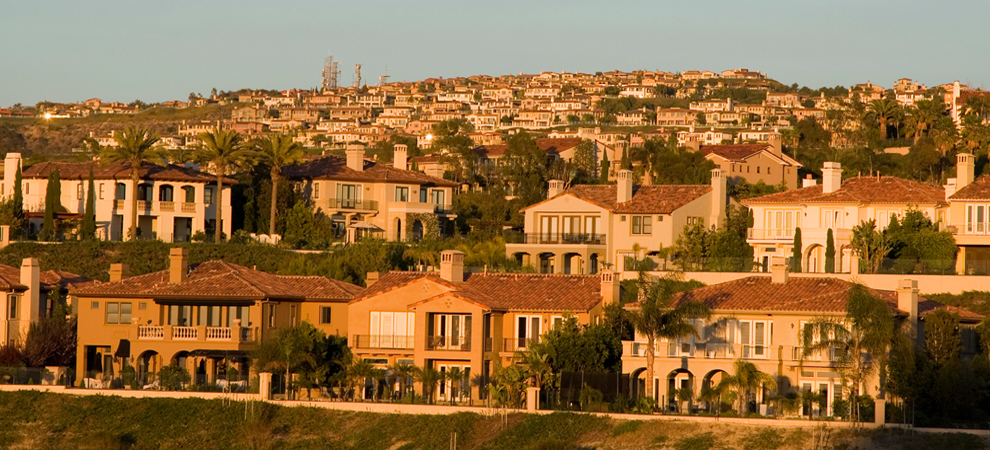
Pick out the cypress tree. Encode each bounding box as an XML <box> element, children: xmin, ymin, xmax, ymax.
<box><xmin>11</xmin><ymin>165</ymin><xmax>23</xmax><ymax>237</ymax></box>
<box><xmin>82</xmin><ymin>167</ymin><xmax>97</xmax><ymax>240</ymax></box>
<box><xmin>791</xmin><ymin>227</ymin><xmax>802</xmax><ymax>273</ymax></box>
<box><xmin>599</xmin><ymin>159</ymin><xmax>610</xmax><ymax>183</ymax></box>
<box><xmin>825</xmin><ymin>228</ymin><xmax>835</xmax><ymax>273</ymax></box>
<box><xmin>620</xmin><ymin>147</ymin><xmax>631</xmax><ymax>170</ymax></box>
<box><xmin>41</xmin><ymin>170</ymin><xmax>58</xmax><ymax>240</ymax></box>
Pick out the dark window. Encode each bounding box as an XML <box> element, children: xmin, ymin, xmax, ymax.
<box><xmin>320</xmin><ymin>306</ymin><xmax>332</xmax><ymax>324</ymax></box>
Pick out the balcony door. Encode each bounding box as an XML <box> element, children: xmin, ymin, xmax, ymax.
<box><xmin>514</xmin><ymin>315</ymin><xmax>541</xmax><ymax>349</ymax></box>
<box><xmin>434</xmin><ymin>314</ymin><xmax>470</xmax><ymax>350</ymax></box>
<box><xmin>338</xmin><ymin>184</ymin><xmax>358</xmax><ymax>208</ymax></box>
<box><xmin>369</xmin><ymin>311</ymin><xmax>415</xmax><ymax>349</ymax></box>
<box><xmin>539</xmin><ymin>216</ymin><xmax>558</xmax><ymax>243</ymax></box>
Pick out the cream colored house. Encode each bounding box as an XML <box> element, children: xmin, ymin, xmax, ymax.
<box><xmin>946</xmin><ymin>153</ymin><xmax>990</xmax><ymax>273</ymax></box>
<box><xmin>347</xmin><ymin>250</ymin><xmax>619</xmax><ymax>402</ymax></box>
<box><xmin>1</xmin><ymin>153</ymin><xmax>233</xmax><ymax>242</ymax></box>
<box><xmin>744</xmin><ymin>162</ymin><xmax>948</xmax><ymax>273</ymax></box>
<box><xmin>701</xmin><ymin>141</ymin><xmax>801</xmax><ymax>190</ymax></box>
<box><xmin>506</xmin><ymin>169</ymin><xmax>729</xmax><ymax>273</ymax></box>
<box><xmin>283</xmin><ymin>144</ymin><xmax>459</xmax><ymax>243</ymax></box>
<box><xmin>0</xmin><ymin>258</ymin><xmax>93</xmax><ymax>345</ymax></box>
<box><xmin>622</xmin><ymin>262</ymin><xmax>981</xmax><ymax>416</ymax></box>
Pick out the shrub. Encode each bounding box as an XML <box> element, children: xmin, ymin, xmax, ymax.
<box><xmin>158</xmin><ymin>365</ymin><xmax>190</xmax><ymax>391</ymax></box>
<box><xmin>675</xmin><ymin>432</ymin><xmax>717</xmax><ymax>450</ymax></box>
<box><xmin>611</xmin><ymin>420</ymin><xmax>642</xmax><ymax>437</ymax></box>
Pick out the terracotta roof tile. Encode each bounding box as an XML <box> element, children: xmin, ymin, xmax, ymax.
<box><xmin>530</xmin><ymin>184</ymin><xmax>711</xmax><ymax>214</ymax></box>
<box><xmin>473</xmin><ymin>138</ymin><xmax>582</xmax><ymax>159</ymax></box>
<box><xmin>11</xmin><ymin>161</ymin><xmax>235</xmax><ymax>184</ymax></box>
<box><xmin>282</xmin><ymin>155</ymin><xmax>458</xmax><ymax>187</ymax></box>
<box><xmin>40</xmin><ymin>270</ymin><xmax>96</xmax><ymax>291</ymax></box>
<box><xmin>0</xmin><ymin>265</ymin><xmax>26</xmax><ymax>290</ymax></box>
<box><xmin>742</xmin><ymin>176</ymin><xmax>946</xmax><ymax>205</ymax></box>
<box><xmin>949</xmin><ymin>174</ymin><xmax>990</xmax><ymax>200</ymax></box>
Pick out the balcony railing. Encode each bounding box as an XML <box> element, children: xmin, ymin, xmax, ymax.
<box><xmin>626</xmin><ymin>341</ymin><xmax>843</xmax><ymax>363</ymax></box>
<box><xmin>115</xmin><ymin>199</ymin><xmax>125</xmax><ymax>209</ymax></box>
<box><xmin>503</xmin><ymin>233</ymin><xmax>607</xmax><ymax>245</ymax></box>
<box><xmin>172</xmin><ymin>326</ymin><xmax>198</xmax><ymax>340</ymax></box>
<box><xmin>353</xmin><ymin>334</ymin><xmax>415</xmax><ymax>350</ymax></box>
<box><xmin>426</xmin><ymin>335</ymin><xmax>472</xmax><ymax>351</ymax></box>
<box><xmin>181</xmin><ymin>202</ymin><xmax>197</xmax><ymax>213</ymax></box>
<box><xmin>328</xmin><ymin>198</ymin><xmax>379</xmax><ymax>210</ymax></box>
<box><xmin>747</xmin><ymin>228</ymin><xmax>794</xmax><ymax>240</ymax></box>
<box><xmin>206</xmin><ymin>327</ymin><xmax>232</xmax><ymax>341</ymax></box>
<box><xmin>136</xmin><ymin>325</ymin><xmax>255</xmax><ymax>343</ymax></box>
<box><xmin>503</xmin><ymin>336</ymin><xmax>540</xmax><ymax>352</ymax></box>
<box><xmin>159</xmin><ymin>201</ymin><xmax>174</xmax><ymax>212</ymax></box>
<box><xmin>945</xmin><ymin>222</ymin><xmax>990</xmax><ymax>235</ymax></box>
<box><xmin>137</xmin><ymin>325</ymin><xmax>164</xmax><ymax>340</ymax></box>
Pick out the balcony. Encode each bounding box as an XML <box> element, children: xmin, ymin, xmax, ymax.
<box><xmin>159</xmin><ymin>201</ymin><xmax>174</xmax><ymax>212</ymax></box>
<box><xmin>503</xmin><ymin>233</ymin><xmax>607</xmax><ymax>245</ymax></box>
<box><xmin>426</xmin><ymin>335</ymin><xmax>472</xmax><ymax>351</ymax></box>
<box><xmin>503</xmin><ymin>336</ymin><xmax>540</xmax><ymax>352</ymax></box>
<box><xmin>181</xmin><ymin>203</ymin><xmax>197</xmax><ymax>213</ymax></box>
<box><xmin>328</xmin><ymin>198</ymin><xmax>379</xmax><ymax>211</ymax></box>
<box><xmin>747</xmin><ymin>228</ymin><xmax>794</xmax><ymax>240</ymax></box>
<box><xmin>747</xmin><ymin>228</ymin><xmax>851</xmax><ymax>242</ymax></box>
<box><xmin>136</xmin><ymin>325</ymin><xmax>255</xmax><ymax>343</ymax></box>
<box><xmin>624</xmin><ymin>341</ymin><xmax>841</xmax><ymax>363</ymax></box>
<box><xmin>352</xmin><ymin>335</ymin><xmax>415</xmax><ymax>350</ymax></box>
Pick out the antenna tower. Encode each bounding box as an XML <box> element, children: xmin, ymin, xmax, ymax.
<box><xmin>321</xmin><ymin>55</ymin><xmax>339</xmax><ymax>91</ymax></box>
<box><xmin>378</xmin><ymin>66</ymin><xmax>390</xmax><ymax>86</ymax></box>
<box><xmin>353</xmin><ymin>64</ymin><xmax>362</xmax><ymax>88</ymax></box>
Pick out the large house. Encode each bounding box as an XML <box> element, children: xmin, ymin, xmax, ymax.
<box><xmin>700</xmin><ymin>140</ymin><xmax>802</xmax><ymax>190</ymax></box>
<box><xmin>282</xmin><ymin>144</ymin><xmax>459</xmax><ymax>242</ymax></box>
<box><xmin>1</xmin><ymin>153</ymin><xmax>234</xmax><ymax>242</ymax></box>
<box><xmin>70</xmin><ymin>248</ymin><xmax>360</xmax><ymax>386</ymax></box>
<box><xmin>1</xmin><ymin>257</ymin><xmax>93</xmax><ymax>345</ymax></box>
<box><xmin>622</xmin><ymin>261</ymin><xmax>982</xmax><ymax>416</ymax></box>
<box><xmin>347</xmin><ymin>250</ymin><xmax>619</xmax><ymax>402</ymax></box>
<box><xmin>506</xmin><ymin>169</ymin><xmax>731</xmax><ymax>273</ymax></box>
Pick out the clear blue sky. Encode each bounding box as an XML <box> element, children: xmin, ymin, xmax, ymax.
<box><xmin>3</xmin><ymin>0</ymin><xmax>989</xmax><ymax>106</ymax></box>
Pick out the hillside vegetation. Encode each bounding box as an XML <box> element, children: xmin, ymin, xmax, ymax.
<box><xmin>0</xmin><ymin>391</ymin><xmax>984</xmax><ymax>450</ymax></box>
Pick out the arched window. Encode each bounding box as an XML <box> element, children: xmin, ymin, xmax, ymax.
<box><xmin>158</xmin><ymin>185</ymin><xmax>174</xmax><ymax>202</ymax></box>
<box><xmin>115</xmin><ymin>183</ymin><xmax>127</xmax><ymax>200</ymax></box>
<box><xmin>182</xmin><ymin>186</ymin><xmax>195</xmax><ymax>203</ymax></box>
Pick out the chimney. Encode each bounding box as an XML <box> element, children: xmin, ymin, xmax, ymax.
<box><xmin>393</xmin><ymin>144</ymin><xmax>408</xmax><ymax>170</ymax></box>
<box><xmin>169</xmin><ymin>247</ymin><xmax>189</xmax><ymax>284</ymax></box>
<box><xmin>770</xmin><ymin>256</ymin><xmax>789</xmax><ymax>284</ymax></box>
<box><xmin>822</xmin><ymin>162</ymin><xmax>842</xmax><ymax>194</ymax></box>
<box><xmin>945</xmin><ymin>178</ymin><xmax>958</xmax><ymax>198</ymax></box>
<box><xmin>956</xmin><ymin>153</ymin><xmax>975</xmax><ymax>189</ymax></box>
<box><xmin>897</xmin><ymin>279</ymin><xmax>919</xmax><ymax>342</ymax></box>
<box><xmin>768</xmin><ymin>131</ymin><xmax>782</xmax><ymax>158</ymax></box>
<box><xmin>547</xmin><ymin>180</ymin><xmax>564</xmax><ymax>199</ymax></box>
<box><xmin>616</xmin><ymin>170</ymin><xmax>633</xmax><ymax>203</ymax></box>
<box><xmin>346</xmin><ymin>144</ymin><xmax>365</xmax><ymax>171</ymax></box>
<box><xmin>686</xmin><ymin>135</ymin><xmax>700</xmax><ymax>152</ymax></box>
<box><xmin>109</xmin><ymin>263</ymin><xmax>131</xmax><ymax>282</ymax></box>
<box><xmin>709</xmin><ymin>168</ymin><xmax>727</xmax><ymax>228</ymax></box>
<box><xmin>20</xmin><ymin>258</ymin><xmax>40</xmax><ymax>330</ymax></box>
<box><xmin>366</xmin><ymin>271</ymin><xmax>380</xmax><ymax>287</ymax></box>
<box><xmin>600</xmin><ymin>270</ymin><xmax>620</xmax><ymax>306</ymax></box>
<box><xmin>439</xmin><ymin>250</ymin><xmax>465</xmax><ymax>283</ymax></box>
<box><xmin>802</xmin><ymin>174</ymin><xmax>817</xmax><ymax>188</ymax></box>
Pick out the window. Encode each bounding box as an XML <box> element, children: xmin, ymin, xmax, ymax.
<box><xmin>419</xmin><ymin>187</ymin><xmax>428</xmax><ymax>203</ymax></box>
<box><xmin>197</xmin><ymin>305</ymin><xmax>222</xmax><ymax>327</ymax></box>
<box><xmin>320</xmin><ymin>306</ymin><xmax>332</xmax><ymax>324</ymax></box>
<box><xmin>740</xmin><ymin>320</ymin><xmax>770</xmax><ymax>359</ymax></box>
<box><xmin>227</xmin><ymin>306</ymin><xmax>250</xmax><ymax>327</ymax></box>
<box><xmin>167</xmin><ymin>305</ymin><xmax>193</xmax><ymax>326</ymax></box>
<box><xmin>313</xmin><ymin>182</ymin><xmax>321</xmax><ymax>200</ymax></box>
<box><xmin>267</xmin><ymin>304</ymin><xmax>275</xmax><ymax>328</ymax></box>
<box><xmin>77</xmin><ymin>183</ymin><xmax>83</xmax><ymax>200</ymax></box>
<box><xmin>290</xmin><ymin>304</ymin><xmax>298</xmax><ymax>324</ymax></box>
<box><xmin>822</xmin><ymin>210</ymin><xmax>842</xmax><ymax>229</ymax></box>
<box><xmin>431</xmin><ymin>189</ymin><xmax>445</xmax><ymax>207</ymax></box>
<box><xmin>139</xmin><ymin>302</ymin><xmax>146</xmax><ymax>310</ymax></box>
<box><xmin>395</xmin><ymin>186</ymin><xmax>409</xmax><ymax>202</ymax></box>
<box><xmin>369</xmin><ymin>311</ymin><xmax>415</xmax><ymax>349</ymax></box>
<box><xmin>7</xmin><ymin>294</ymin><xmax>17</xmax><ymax>319</ymax></box>
<box><xmin>514</xmin><ymin>315</ymin><xmax>542</xmax><ymax>348</ymax></box>
<box><xmin>99</xmin><ymin>183</ymin><xmax>105</xmax><ymax>200</ymax></box>
<box><xmin>91</xmin><ymin>301</ymin><xmax>99</xmax><ymax>310</ymax></box>
<box><xmin>766</xmin><ymin>210</ymin><xmax>798</xmax><ymax>238</ymax></box>
<box><xmin>205</xmin><ymin>188</ymin><xmax>214</xmax><ymax>205</ymax></box>
<box><xmin>551</xmin><ymin>316</ymin><xmax>564</xmax><ymax>330</ymax></box>
<box><xmin>631</xmin><ymin>216</ymin><xmax>652</xmax><ymax>235</ymax></box>
<box><xmin>115</xmin><ymin>183</ymin><xmax>126</xmax><ymax>200</ymax></box>
<box><xmin>25</xmin><ymin>183</ymin><xmax>29</xmax><ymax>195</ymax></box>
<box><xmin>105</xmin><ymin>302</ymin><xmax>132</xmax><ymax>324</ymax></box>
<box><xmin>687</xmin><ymin>216</ymin><xmax>704</xmax><ymax>226</ymax></box>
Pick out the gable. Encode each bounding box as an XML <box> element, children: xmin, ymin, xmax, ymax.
<box><xmin>521</xmin><ymin>193</ymin><xmax>610</xmax><ymax>214</ymax></box>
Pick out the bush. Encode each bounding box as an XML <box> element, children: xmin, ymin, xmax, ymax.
<box><xmin>158</xmin><ymin>365</ymin><xmax>190</xmax><ymax>391</ymax></box>
<box><xmin>675</xmin><ymin>432</ymin><xmax>717</xmax><ymax>450</ymax></box>
<box><xmin>611</xmin><ymin>420</ymin><xmax>642</xmax><ymax>437</ymax></box>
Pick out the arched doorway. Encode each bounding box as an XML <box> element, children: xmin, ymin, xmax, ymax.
<box><xmin>393</xmin><ymin>217</ymin><xmax>402</xmax><ymax>241</ymax></box>
<box><xmin>589</xmin><ymin>254</ymin><xmax>599</xmax><ymax>274</ymax></box>
<box><xmin>805</xmin><ymin>244</ymin><xmax>824</xmax><ymax>273</ymax></box>
<box><xmin>629</xmin><ymin>367</ymin><xmax>648</xmax><ymax>400</ymax></box>
<box><xmin>666</xmin><ymin>368</ymin><xmax>695</xmax><ymax>413</ymax></box>
<box><xmin>538</xmin><ymin>253</ymin><xmax>555</xmax><ymax>274</ymax></box>
<box><xmin>701</xmin><ymin>369</ymin><xmax>731</xmax><ymax>414</ymax></box>
<box><xmin>138</xmin><ymin>350</ymin><xmax>159</xmax><ymax>387</ymax></box>
<box><xmin>411</xmin><ymin>220</ymin><xmax>424</xmax><ymax>241</ymax></box>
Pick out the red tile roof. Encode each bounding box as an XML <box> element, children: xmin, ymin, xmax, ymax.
<box><xmin>71</xmin><ymin>261</ymin><xmax>360</xmax><ymax>301</ymax></box>
<box><xmin>41</xmin><ymin>270</ymin><xmax>96</xmax><ymax>291</ymax></box>
<box><xmin>473</xmin><ymin>138</ymin><xmax>582</xmax><ymax>159</ymax></box>
<box><xmin>352</xmin><ymin>271</ymin><xmax>603</xmax><ymax>313</ymax></box>
<box><xmin>524</xmin><ymin>184</ymin><xmax>712</xmax><ymax>214</ymax></box>
<box><xmin>949</xmin><ymin>174</ymin><xmax>990</xmax><ymax>200</ymax></box>
<box><xmin>742</xmin><ymin>176</ymin><xmax>946</xmax><ymax>205</ymax></box>
<box><xmin>7</xmin><ymin>161</ymin><xmax>236</xmax><ymax>184</ymax></box>
<box><xmin>0</xmin><ymin>265</ymin><xmax>26</xmax><ymax>291</ymax></box>
<box><xmin>282</xmin><ymin>155</ymin><xmax>458</xmax><ymax>187</ymax></box>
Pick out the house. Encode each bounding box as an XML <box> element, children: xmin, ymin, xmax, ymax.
<box><xmin>0</xmin><ymin>153</ymin><xmax>234</xmax><ymax>242</ymax></box>
<box><xmin>505</xmin><ymin>169</ymin><xmax>730</xmax><ymax>273</ymax></box>
<box><xmin>622</xmin><ymin>262</ymin><xmax>981</xmax><ymax>415</ymax></box>
<box><xmin>70</xmin><ymin>248</ymin><xmax>360</xmax><ymax>387</ymax></box>
<box><xmin>700</xmin><ymin>140</ymin><xmax>801</xmax><ymax>190</ymax></box>
<box><xmin>282</xmin><ymin>145</ymin><xmax>459</xmax><ymax>243</ymax></box>
<box><xmin>945</xmin><ymin>153</ymin><xmax>990</xmax><ymax>273</ymax></box>
<box><xmin>743</xmin><ymin>162</ymin><xmax>948</xmax><ymax>273</ymax></box>
<box><xmin>1</xmin><ymin>257</ymin><xmax>94</xmax><ymax>345</ymax></box>
<box><xmin>346</xmin><ymin>250</ymin><xmax>619</xmax><ymax>402</ymax></box>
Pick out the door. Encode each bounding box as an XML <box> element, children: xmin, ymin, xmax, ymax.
<box><xmin>515</xmin><ymin>315</ymin><xmax>541</xmax><ymax>349</ymax></box>
<box><xmin>339</xmin><ymin>184</ymin><xmax>357</xmax><ymax>208</ymax></box>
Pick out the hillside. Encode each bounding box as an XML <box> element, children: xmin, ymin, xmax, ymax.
<box><xmin>0</xmin><ymin>104</ymin><xmax>234</xmax><ymax>158</ymax></box>
<box><xmin>0</xmin><ymin>391</ymin><xmax>984</xmax><ymax>450</ymax></box>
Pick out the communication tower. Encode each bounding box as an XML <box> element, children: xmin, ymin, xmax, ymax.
<box><xmin>321</xmin><ymin>55</ymin><xmax>339</xmax><ymax>91</ymax></box>
<box><xmin>353</xmin><ymin>64</ymin><xmax>362</xmax><ymax>88</ymax></box>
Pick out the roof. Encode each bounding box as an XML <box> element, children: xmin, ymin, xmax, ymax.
<box><xmin>0</xmin><ymin>265</ymin><xmax>26</xmax><ymax>291</ymax></box>
<box><xmin>352</xmin><ymin>271</ymin><xmax>604</xmax><ymax>313</ymax></box>
<box><xmin>647</xmin><ymin>276</ymin><xmax>982</xmax><ymax>321</ymax></box>
<box><xmin>743</xmin><ymin>176</ymin><xmax>946</xmax><ymax>205</ymax></box>
<box><xmin>41</xmin><ymin>270</ymin><xmax>96</xmax><ymax>291</ymax></box>
<box><xmin>473</xmin><ymin>138</ymin><xmax>582</xmax><ymax>159</ymax></box>
<box><xmin>71</xmin><ymin>260</ymin><xmax>360</xmax><ymax>301</ymax></box>
<box><xmin>282</xmin><ymin>155</ymin><xmax>458</xmax><ymax>187</ymax></box>
<box><xmin>523</xmin><ymin>184</ymin><xmax>712</xmax><ymax>214</ymax></box>
<box><xmin>9</xmin><ymin>161</ymin><xmax>235</xmax><ymax>184</ymax></box>
<box><xmin>949</xmin><ymin>174</ymin><xmax>990</xmax><ymax>200</ymax></box>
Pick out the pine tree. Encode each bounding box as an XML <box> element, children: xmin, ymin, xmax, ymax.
<box><xmin>81</xmin><ymin>167</ymin><xmax>97</xmax><ymax>240</ymax></box>
<box><xmin>825</xmin><ymin>228</ymin><xmax>835</xmax><ymax>273</ymax></box>
<box><xmin>791</xmin><ymin>227</ymin><xmax>802</xmax><ymax>273</ymax></box>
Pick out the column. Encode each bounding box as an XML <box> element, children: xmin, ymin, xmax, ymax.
<box><xmin>956</xmin><ymin>246</ymin><xmax>968</xmax><ymax>275</ymax></box>
<box><xmin>555</xmin><ymin>253</ymin><xmax>566</xmax><ymax>274</ymax></box>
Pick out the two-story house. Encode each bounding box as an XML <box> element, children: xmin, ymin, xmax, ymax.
<box><xmin>946</xmin><ymin>153</ymin><xmax>990</xmax><ymax>273</ymax></box>
<box><xmin>744</xmin><ymin>162</ymin><xmax>948</xmax><ymax>273</ymax></box>
<box><xmin>0</xmin><ymin>257</ymin><xmax>93</xmax><ymax>345</ymax></box>
<box><xmin>70</xmin><ymin>248</ymin><xmax>360</xmax><ymax>387</ymax></box>
<box><xmin>347</xmin><ymin>250</ymin><xmax>619</xmax><ymax>402</ymax></box>
<box><xmin>622</xmin><ymin>260</ymin><xmax>982</xmax><ymax>416</ymax></box>
<box><xmin>282</xmin><ymin>144</ymin><xmax>459</xmax><ymax>243</ymax></box>
<box><xmin>1</xmin><ymin>153</ymin><xmax>234</xmax><ymax>242</ymax></box>
<box><xmin>506</xmin><ymin>169</ymin><xmax>730</xmax><ymax>273</ymax></box>
<box><xmin>700</xmin><ymin>141</ymin><xmax>801</xmax><ymax>190</ymax></box>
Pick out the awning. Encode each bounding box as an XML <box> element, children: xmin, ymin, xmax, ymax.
<box><xmin>114</xmin><ymin>339</ymin><xmax>131</xmax><ymax>358</ymax></box>
<box><xmin>187</xmin><ymin>349</ymin><xmax>252</xmax><ymax>359</ymax></box>
<box><xmin>347</xmin><ymin>221</ymin><xmax>383</xmax><ymax>231</ymax></box>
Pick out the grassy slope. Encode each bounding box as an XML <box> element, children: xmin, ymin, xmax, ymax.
<box><xmin>0</xmin><ymin>392</ymin><xmax>985</xmax><ymax>450</ymax></box>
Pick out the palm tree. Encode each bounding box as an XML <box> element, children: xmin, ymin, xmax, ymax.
<box><xmin>101</xmin><ymin>126</ymin><xmax>162</xmax><ymax>240</ymax></box>
<box><xmin>194</xmin><ymin>128</ymin><xmax>253</xmax><ymax>242</ymax></box>
<box><xmin>252</xmin><ymin>133</ymin><xmax>307</xmax><ymax>235</ymax></box>
<box><xmin>445</xmin><ymin>366</ymin><xmax>466</xmax><ymax>405</ymax></box>
<box><xmin>390</xmin><ymin>362</ymin><xmax>416</xmax><ymax>401</ymax></box>
<box><xmin>799</xmin><ymin>283</ymin><xmax>895</xmax><ymax>424</ymax></box>
<box><xmin>414</xmin><ymin>365</ymin><xmax>444</xmax><ymax>405</ymax></box>
<box><xmin>718</xmin><ymin>359</ymin><xmax>777</xmax><ymax>416</ymax></box>
<box><xmin>626</xmin><ymin>272</ymin><xmax>711</xmax><ymax>401</ymax></box>
<box><xmin>347</xmin><ymin>359</ymin><xmax>375</xmax><ymax>401</ymax></box>
<box><xmin>867</xmin><ymin>98</ymin><xmax>899</xmax><ymax>138</ymax></box>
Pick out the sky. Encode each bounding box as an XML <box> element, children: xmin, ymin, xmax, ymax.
<box><xmin>2</xmin><ymin>0</ymin><xmax>990</xmax><ymax>106</ymax></box>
